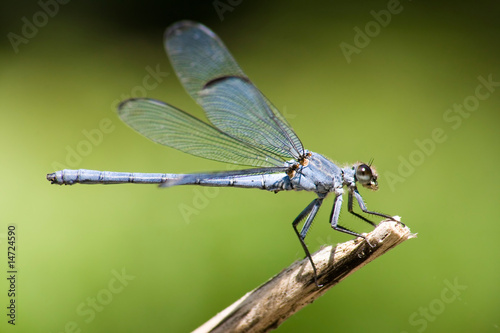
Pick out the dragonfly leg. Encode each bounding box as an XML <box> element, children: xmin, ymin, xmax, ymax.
<box><xmin>348</xmin><ymin>187</ymin><xmax>401</xmax><ymax>225</ymax></box>
<box><xmin>330</xmin><ymin>191</ymin><xmax>366</xmax><ymax>239</ymax></box>
<box><xmin>292</xmin><ymin>197</ymin><xmax>324</xmax><ymax>287</ymax></box>
<box><xmin>347</xmin><ymin>188</ymin><xmax>377</xmax><ymax>227</ymax></box>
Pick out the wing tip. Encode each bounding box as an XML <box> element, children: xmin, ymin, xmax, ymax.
<box><xmin>117</xmin><ymin>98</ymin><xmax>142</xmax><ymax>115</ymax></box>
<box><xmin>117</xmin><ymin>98</ymin><xmax>134</xmax><ymax>111</ymax></box>
<box><xmin>165</xmin><ymin>20</ymin><xmax>197</xmax><ymax>40</ymax></box>
<box><xmin>117</xmin><ymin>98</ymin><xmax>167</xmax><ymax>116</ymax></box>
<box><xmin>164</xmin><ymin>20</ymin><xmax>216</xmax><ymax>43</ymax></box>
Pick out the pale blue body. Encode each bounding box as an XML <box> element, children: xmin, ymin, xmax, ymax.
<box><xmin>48</xmin><ymin>152</ymin><xmax>346</xmax><ymax>195</ymax></box>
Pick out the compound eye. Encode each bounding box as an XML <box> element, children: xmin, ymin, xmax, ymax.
<box><xmin>356</xmin><ymin>164</ymin><xmax>373</xmax><ymax>184</ymax></box>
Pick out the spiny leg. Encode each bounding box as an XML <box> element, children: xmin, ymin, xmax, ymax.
<box><xmin>330</xmin><ymin>192</ymin><xmax>367</xmax><ymax>238</ymax></box>
<box><xmin>292</xmin><ymin>197</ymin><xmax>324</xmax><ymax>287</ymax></box>
<box><xmin>348</xmin><ymin>187</ymin><xmax>401</xmax><ymax>225</ymax></box>
<box><xmin>347</xmin><ymin>189</ymin><xmax>377</xmax><ymax>227</ymax></box>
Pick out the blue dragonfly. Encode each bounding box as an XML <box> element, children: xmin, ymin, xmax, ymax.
<box><xmin>47</xmin><ymin>21</ymin><xmax>397</xmax><ymax>286</ymax></box>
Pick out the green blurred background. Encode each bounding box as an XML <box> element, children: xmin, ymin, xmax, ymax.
<box><xmin>1</xmin><ymin>0</ymin><xmax>499</xmax><ymax>332</ymax></box>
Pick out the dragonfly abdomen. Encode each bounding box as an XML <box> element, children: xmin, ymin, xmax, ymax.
<box><xmin>163</xmin><ymin>172</ymin><xmax>293</xmax><ymax>192</ymax></box>
<box><xmin>47</xmin><ymin>169</ymin><xmax>176</xmax><ymax>185</ymax></box>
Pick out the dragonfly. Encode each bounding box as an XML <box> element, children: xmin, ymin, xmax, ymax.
<box><xmin>47</xmin><ymin>20</ymin><xmax>397</xmax><ymax>286</ymax></box>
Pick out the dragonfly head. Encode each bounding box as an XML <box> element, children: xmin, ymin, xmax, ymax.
<box><xmin>355</xmin><ymin>163</ymin><xmax>378</xmax><ymax>191</ymax></box>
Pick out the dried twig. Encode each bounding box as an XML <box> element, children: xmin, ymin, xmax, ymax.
<box><xmin>193</xmin><ymin>220</ymin><xmax>415</xmax><ymax>333</ymax></box>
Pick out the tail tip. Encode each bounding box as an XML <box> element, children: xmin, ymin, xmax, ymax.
<box><xmin>46</xmin><ymin>172</ymin><xmax>56</xmax><ymax>183</ymax></box>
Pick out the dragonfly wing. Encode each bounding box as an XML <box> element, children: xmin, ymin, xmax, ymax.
<box><xmin>118</xmin><ymin>98</ymin><xmax>287</xmax><ymax>167</ymax></box>
<box><xmin>198</xmin><ymin>77</ymin><xmax>301</xmax><ymax>159</ymax></box>
<box><xmin>164</xmin><ymin>20</ymin><xmax>245</xmax><ymax>99</ymax></box>
<box><xmin>165</xmin><ymin>20</ymin><xmax>304</xmax><ymax>161</ymax></box>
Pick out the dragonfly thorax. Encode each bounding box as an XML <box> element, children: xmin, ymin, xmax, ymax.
<box><xmin>288</xmin><ymin>152</ymin><xmax>342</xmax><ymax>194</ymax></box>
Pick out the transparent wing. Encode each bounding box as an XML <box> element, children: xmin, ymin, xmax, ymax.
<box><xmin>165</xmin><ymin>20</ymin><xmax>304</xmax><ymax>161</ymax></box>
<box><xmin>117</xmin><ymin>98</ymin><xmax>287</xmax><ymax>167</ymax></box>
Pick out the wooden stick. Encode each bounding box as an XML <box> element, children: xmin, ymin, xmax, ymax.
<box><xmin>193</xmin><ymin>220</ymin><xmax>415</xmax><ymax>333</ymax></box>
